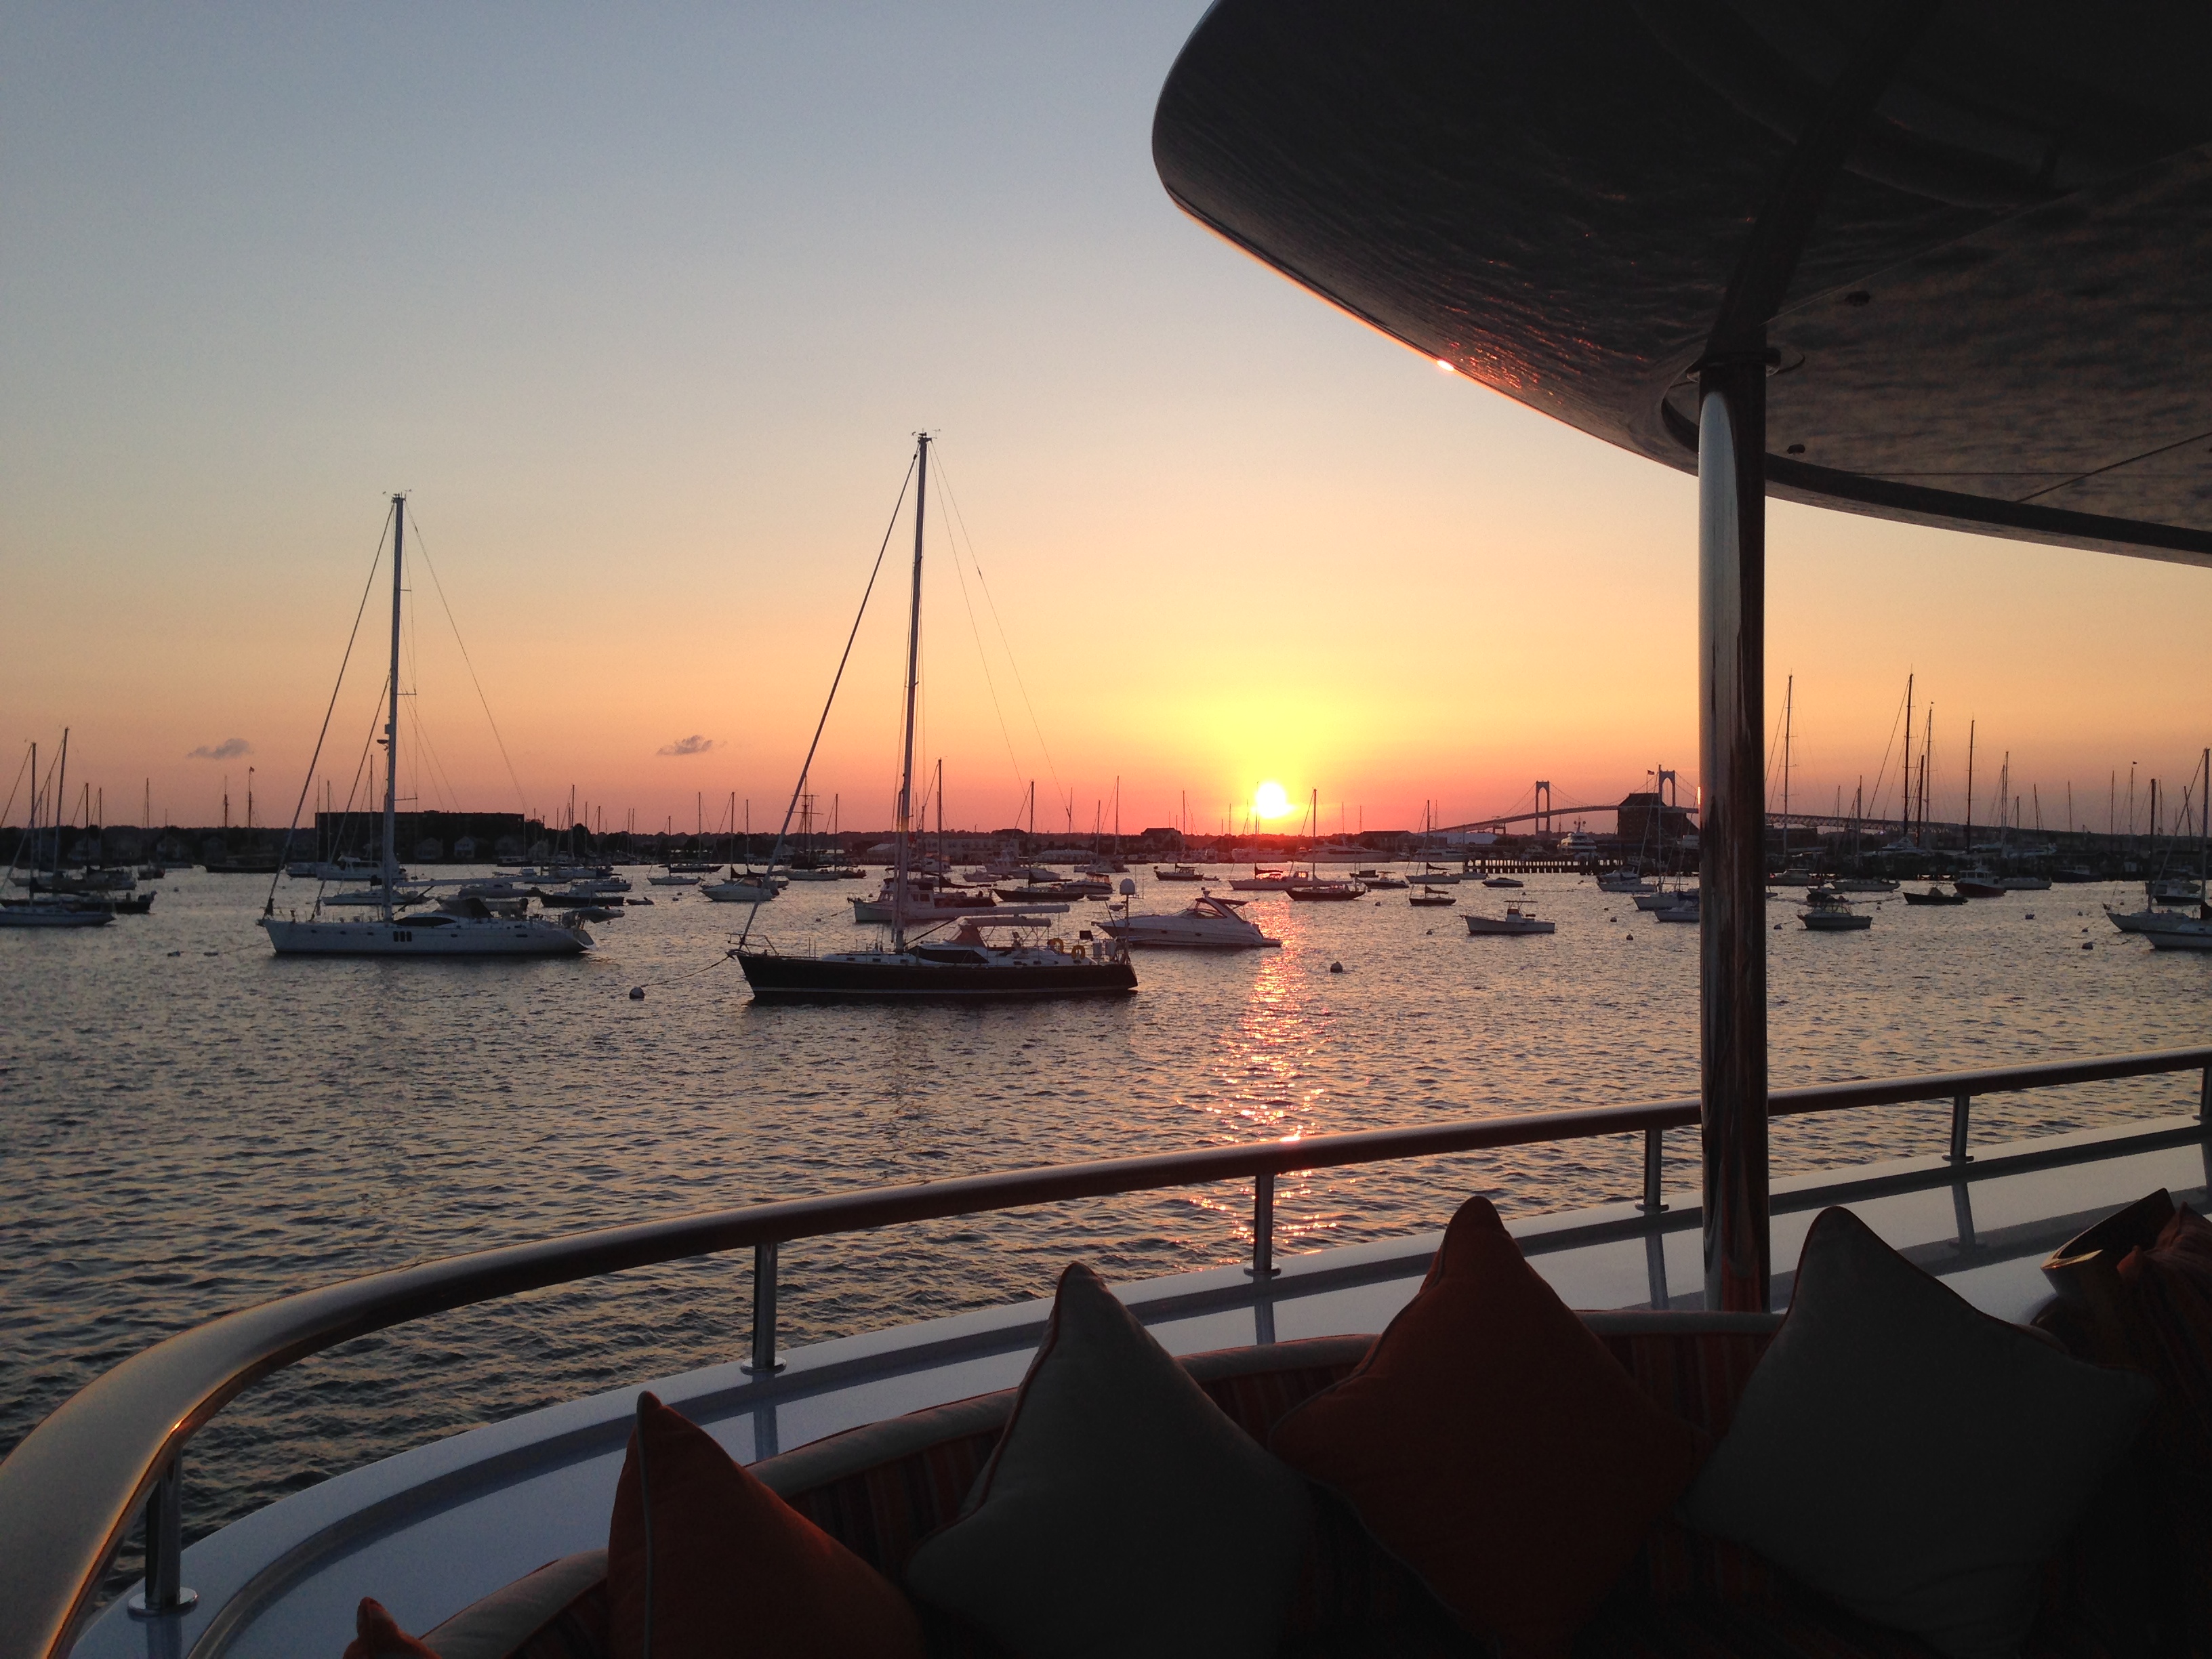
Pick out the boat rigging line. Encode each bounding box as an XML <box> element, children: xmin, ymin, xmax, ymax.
<box><xmin>737</xmin><ymin>450</ymin><xmax>918</xmax><ymax>947</ymax></box>
<box><xmin>262</xmin><ymin>508</ymin><xmax>394</xmax><ymax>916</ymax></box>
<box><xmin>931</xmin><ymin>448</ymin><xmax>1067</xmax><ymax>829</ymax></box>
<box><xmin>407</xmin><ymin>514</ymin><xmax>533</xmax><ymax>818</ymax></box>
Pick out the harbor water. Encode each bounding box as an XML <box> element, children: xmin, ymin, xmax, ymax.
<box><xmin>4</xmin><ymin>867</ymin><xmax>2207</xmax><ymax>1581</ymax></box>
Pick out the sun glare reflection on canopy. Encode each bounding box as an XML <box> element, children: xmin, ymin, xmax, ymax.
<box><xmin>1253</xmin><ymin>781</ymin><xmax>1291</xmax><ymax>819</ymax></box>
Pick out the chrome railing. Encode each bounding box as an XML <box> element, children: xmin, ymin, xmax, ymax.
<box><xmin>3</xmin><ymin>1044</ymin><xmax>2209</xmax><ymax>1659</ymax></box>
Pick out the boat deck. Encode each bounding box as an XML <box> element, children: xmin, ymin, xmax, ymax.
<box><xmin>77</xmin><ymin>1113</ymin><xmax>2211</xmax><ymax>1659</ymax></box>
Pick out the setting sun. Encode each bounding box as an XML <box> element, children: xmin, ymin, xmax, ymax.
<box><xmin>1252</xmin><ymin>780</ymin><xmax>1292</xmax><ymax>820</ymax></box>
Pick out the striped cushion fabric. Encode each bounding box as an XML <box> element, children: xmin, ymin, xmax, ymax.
<box><xmin>782</xmin><ymin>1427</ymin><xmax>1003</xmax><ymax>1580</ymax></box>
<box><xmin>1596</xmin><ymin>1330</ymin><xmax>1781</xmax><ymax>1605</ymax></box>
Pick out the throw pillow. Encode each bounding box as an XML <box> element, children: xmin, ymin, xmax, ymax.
<box><xmin>342</xmin><ymin>1599</ymin><xmax>438</xmax><ymax>1659</ymax></box>
<box><xmin>607</xmin><ymin>1391</ymin><xmax>924</xmax><ymax>1659</ymax></box>
<box><xmin>1681</xmin><ymin>1205</ymin><xmax>2158</xmax><ymax>1659</ymax></box>
<box><xmin>904</xmin><ymin>1261</ymin><xmax>1312</xmax><ymax>1659</ymax></box>
<box><xmin>1269</xmin><ymin>1195</ymin><xmax>1703</xmax><ymax>1659</ymax></box>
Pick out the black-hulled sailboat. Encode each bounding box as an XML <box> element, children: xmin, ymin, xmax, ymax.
<box><xmin>735</xmin><ymin>434</ymin><xmax>1135</xmax><ymax>1002</ymax></box>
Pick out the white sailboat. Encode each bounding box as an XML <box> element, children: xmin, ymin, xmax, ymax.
<box><xmin>259</xmin><ymin>497</ymin><xmax>592</xmax><ymax>958</ymax></box>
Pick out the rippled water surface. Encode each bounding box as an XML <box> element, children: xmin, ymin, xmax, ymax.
<box><xmin>4</xmin><ymin>867</ymin><xmax>2207</xmax><ymax>1576</ymax></box>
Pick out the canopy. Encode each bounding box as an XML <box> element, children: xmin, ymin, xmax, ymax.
<box><xmin>1153</xmin><ymin>2</ymin><xmax>2212</xmax><ymax>564</ymax></box>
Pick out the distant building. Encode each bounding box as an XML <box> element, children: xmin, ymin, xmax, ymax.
<box><xmin>1616</xmin><ymin>792</ymin><xmax>1694</xmax><ymax>848</ymax></box>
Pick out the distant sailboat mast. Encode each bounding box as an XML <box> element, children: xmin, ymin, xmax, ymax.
<box><xmin>890</xmin><ymin>434</ymin><xmax>929</xmax><ymax>954</ymax></box>
<box><xmin>382</xmin><ymin>496</ymin><xmax>406</xmax><ymax>924</ymax></box>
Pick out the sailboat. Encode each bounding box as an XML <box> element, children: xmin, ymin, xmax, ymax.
<box><xmin>734</xmin><ymin>435</ymin><xmax>1135</xmax><ymax>1001</ymax></box>
<box><xmin>1</xmin><ymin>739</ymin><xmax>113</xmax><ymax>927</ymax></box>
<box><xmin>259</xmin><ymin>497</ymin><xmax>592</xmax><ymax>958</ymax></box>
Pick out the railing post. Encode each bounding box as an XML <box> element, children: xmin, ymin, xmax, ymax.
<box><xmin>1247</xmin><ymin>1170</ymin><xmax>1277</xmax><ymax>1279</ymax></box>
<box><xmin>126</xmin><ymin>1457</ymin><xmax>197</xmax><ymax>1618</ymax></box>
<box><xmin>743</xmin><ymin>1242</ymin><xmax>783</xmax><ymax>1375</ymax></box>
<box><xmin>2200</xmin><ymin>1065</ymin><xmax>2209</xmax><ymax>1122</ymax></box>
<box><xmin>1948</xmin><ymin>1092</ymin><xmax>1972</xmax><ymax>1165</ymax></box>
<box><xmin>1638</xmin><ymin>1126</ymin><xmax>1668</xmax><ymax>1214</ymax></box>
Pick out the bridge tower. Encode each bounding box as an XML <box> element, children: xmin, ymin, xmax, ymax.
<box><xmin>1534</xmin><ymin>780</ymin><xmax>1552</xmax><ymax>836</ymax></box>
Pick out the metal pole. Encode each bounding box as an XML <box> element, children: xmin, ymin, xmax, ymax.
<box><xmin>743</xmin><ymin>1242</ymin><xmax>783</xmax><ymax>1374</ymax></box>
<box><xmin>383</xmin><ymin>497</ymin><xmax>405</xmax><ymax>924</ymax></box>
<box><xmin>1639</xmin><ymin>1126</ymin><xmax>1666</xmax><ymax>1214</ymax></box>
<box><xmin>1248</xmin><ymin>1170</ymin><xmax>1277</xmax><ymax>1279</ymax></box>
<box><xmin>1698</xmin><ymin>359</ymin><xmax>1770</xmax><ymax>1311</ymax></box>
<box><xmin>1948</xmin><ymin>1092</ymin><xmax>1973</xmax><ymax>1164</ymax></box>
<box><xmin>126</xmin><ymin>1458</ymin><xmax>196</xmax><ymax>1618</ymax></box>
<box><xmin>890</xmin><ymin>436</ymin><xmax>928</xmax><ymax>954</ymax></box>
<box><xmin>2199</xmin><ymin>1065</ymin><xmax>2209</xmax><ymax>1123</ymax></box>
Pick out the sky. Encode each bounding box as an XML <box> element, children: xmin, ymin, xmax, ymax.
<box><xmin>4</xmin><ymin>3</ymin><xmax>2208</xmax><ymax>840</ymax></box>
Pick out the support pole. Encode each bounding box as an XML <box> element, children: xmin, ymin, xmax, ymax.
<box><xmin>1948</xmin><ymin>1092</ymin><xmax>1973</xmax><ymax>1164</ymax></box>
<box><xmin>1639</xmin><ymin>1126</ymin><xmax>1667</xmax><ymax>1214</ymax></box>
<box><xmin>1248</xmin><ymin>1170</ymin><xmax>1277</xmax><ymax>1279</ymax></box>
<box><xmin>126</xmin><ymin>1458</ymin><xmax>197</xmax><ymax>1618</ymax></box>
<box><xmin>743</xmin><ymin>1242</ymin><xmax>783</xmax><ymax>1374</ymax></box>
<box><xmin>1698</xmin><ymin>359</ymin><xmax>1770</xmax><ymax>1311</ymax></box>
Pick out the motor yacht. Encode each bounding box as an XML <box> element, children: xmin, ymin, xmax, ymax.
<box><xmin>1799</xmin><ymin>892</ymin><xmax>1872</xmax><ymax>932</ymax></box>
<box><xmin>1100</xmin><ymin>892</ymin><xmax>1280</xmax><ymax>949</ymax></box>
<box><xmin>1481</xmin><ymin>874</ymin><xmax>1523</xmax><ymax>888</ymax></box>
<box><xmin>1227</xmin><ymin>867</ymin><xmax>1302</xmax><ymax>892</ymax></box>
<box><xmin>1463</xmin><ymin>902</ymin><xmax>1554</xmax><ymax>936</ymax></box>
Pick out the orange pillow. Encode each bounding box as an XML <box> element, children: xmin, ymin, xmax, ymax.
<box><xmin>342</xmin><ymin>1599</ymin><xmax>438</xmax><ymax>1659</ymax></box>
<box><xmin>607</xmin><ymin>1391</ymin><xmax>924</xmax><ymax>1659</ymax></box>
<box><xmin>1270</xmin><ymin>1197</ymin><xmax>1701</xmax><ymax>1659</ymax></box>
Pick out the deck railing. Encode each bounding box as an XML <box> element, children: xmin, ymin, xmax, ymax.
<box><xmin>3</xmin><ymin>1044</ymin><xmax>2210</xmax><ymax>1659</ymax></box>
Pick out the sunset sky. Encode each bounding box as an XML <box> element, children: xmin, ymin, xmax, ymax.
<box><xmin>5</xmin><ymin>5</ymin><xmax>2208</xmax><ymax>840</ymax></box>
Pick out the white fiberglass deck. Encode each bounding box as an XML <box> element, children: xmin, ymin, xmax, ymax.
<box><xmin>80</xmin><ymin>1118</ymin><xmax>2211</xmax><ymax>1659</ymax></box>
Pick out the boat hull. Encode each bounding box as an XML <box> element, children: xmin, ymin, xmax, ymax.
<box><xmin>0</xmin><ymin>906</ymin><xmax>112</xmax><ymax>927</ymax></box>
<box><xmin>260</xmin><ymin>917</ymin><xmax>590</xmax><ymax>956</ymax></box>
<box><xmin>1464</xmin><ymin>917</ymin><xmax>1553</xmax><ymax>935</ymax></box>
<box><xmin>736</xmin><ymin>951</ymin><xmax>1136</xmax><ymax>1000</ymax></box>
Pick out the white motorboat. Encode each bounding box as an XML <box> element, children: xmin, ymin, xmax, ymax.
<box><xmin>1227</xmin><ymin>867</ymin><xmax>1303</xmax><ymax>892</ymax></box>
<box><xmin>262</xmin><ymin>907</ymin><xmax>591</xmax><ymax>955</ymax></box>
<box><xmin>1464</xmin><ymin>902</ymin><xmax>1554</xmax><ymax>935</ymax></box>
<box><xmin>1799</xmin><ymin>891</ymin><xmax>1872</xmax><ymax>931</ymax></box>
<box><xmin>1153</xmin><ymin>864</ymin><xmax>1207</xmax><ymax>882</ymax></box>
<box><xmin>255</xmin><ymin>498</ymin><xmax>594</xmax><ymax>960</ymax></box>
<box><xmin>1101</xmin><ymin>893</ymin><xmax>1279</xmax><ymax>949</ymax></box>
<box><xmin>705</xmin><ymin>872</ymin><xmax>787</xmax><ymax>904</ymax></box>
<box><xmin>647</xmin><ymin>873</ymin><xmax>700</xmax><ymax>886</ymax></box>
<box><xmin>2142</xmin><ymin>918</ymin><xmax>2212</xmax><ymax>951</ymax></box>
<box><xmin>1481</xmin><ymin>874</ymin><xmax>1524</xmax><ymax>888</ymax></box>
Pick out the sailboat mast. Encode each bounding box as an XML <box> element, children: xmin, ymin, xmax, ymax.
<box><xmin>1781</xmin><ymin>676</ymin><xmax>1791</xmax><ymax>866</ymax></box>
<box><xmin>891</xmin><ymin>435</ymin><xmax>928</xmax><ymax>952</ymax></box>
<box><xmin>384</xmin><ymin>496</ymin><xmax>405</xmax><ymax>921</ymax></box>
<box><xmin>1964</xmin><ymin>721</ymin><xmax>1974</xmax><ymax>858</ymax></box>
<box><xmin>1900</xmin><ymin>674</ymin><xmax>1912</xmax><ymax>846</ymax></box>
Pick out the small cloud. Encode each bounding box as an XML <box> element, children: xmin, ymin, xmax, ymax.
<box><xmin>188</xmin><ymin>737</ymin><xmax>253</xmax><ymax>760</ymax></box>
<box><xmin>657</xmin><ymin>734</ymin><xmax>715</xmax><ymax>757</ymax></box>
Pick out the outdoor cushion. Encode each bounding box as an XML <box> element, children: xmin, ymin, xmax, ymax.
<box><xmin>903</xmin><ymin>1261</ymin><xmax>1312</xmax><ymax>1659</ymax></box>
<box><xmin>1681</xmin><ymin>1206</ymin><xmax>2157</xmax><ymax>1659</ymax></box>
<box><xmin>422</xmin><ymin>1551</ymin><xmax>607</xmax><ymax>1659</ymax></box>
<box><xmin>344</xmin><ymin>1599</ymin><xmax>441</xmax><ymax>1659</ymax></box>
<box><xmin>1269</xmin><ymin>1196</ymin><xmax>1704</xmax><ymax>1659</ymax></box>
<box><xmin>607</xmin><ymin>1391</ymin><xmax>924</xmax><ymax>1659</ymax></box>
